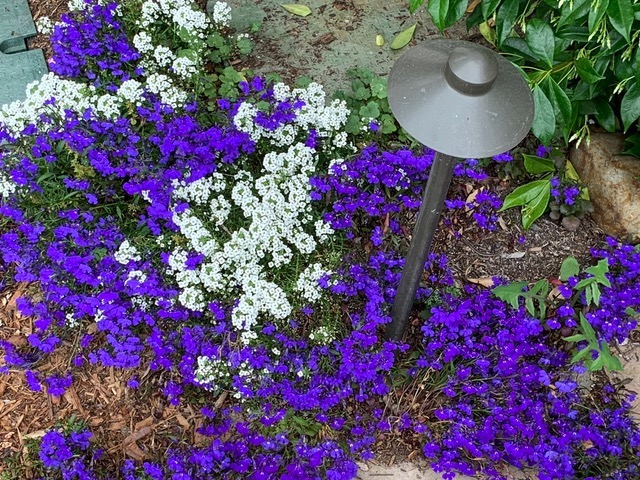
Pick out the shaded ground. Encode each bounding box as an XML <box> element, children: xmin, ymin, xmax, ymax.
<box><xmin>2</xmin><ymin>0</ymin><xmax>640</xmax><ymax>479</ymax></box>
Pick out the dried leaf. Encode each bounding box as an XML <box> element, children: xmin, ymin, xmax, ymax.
<box><xmin>281</xmin><ymin>4</ymin><xmax>311</xmax><ymax>16</ymax></box>
<box><xmin>390</xmin><ymin>24</ymin><xmax>417</xmax><ymax>50</ymax></box>
<box><xmin>466</xmin><ymin>277</ymin><xmax>495</xmax><ymax>288</ymax></box>
<box><xmin>467</xmin><ymin>0</ymin><xmax>482</xmax><ymax>13</ymax></box>
<box><xmin>501</xmin><ymin>251</ymin><xmax>526</xmax><ymax>259</ymax></box>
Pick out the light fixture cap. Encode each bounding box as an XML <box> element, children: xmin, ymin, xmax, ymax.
<box><xmin>388</xmin><ymin>39</ymin><xmax>535</xmax><ymax>158</ymax></box>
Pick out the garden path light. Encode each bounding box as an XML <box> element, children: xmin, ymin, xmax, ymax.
<box><xmin>386</xmin><ymin>39</ymin><xmax>534</xmax><ymax>341</ymax></box>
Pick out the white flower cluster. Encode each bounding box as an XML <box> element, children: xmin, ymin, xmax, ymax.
<box><xmin>295</xmin><ymin>263</ymin><xmax>327</xmax><ymax>302</ymax></box>
<box><xmin>114</xmin><ymin>240</ymin><xmax>142</xmax><ymax>265</ymax></box>
<box><xmin>164</xmin><ymin>142</ymin><xmax>335</xmax><ymax>343</ymax></box>
<box><xmin>233</xmin><ymin>82</ymin><xmax>351</xmax><ymax>151</ymax></box>
<box><xmin>0</xmin><ymin>172</ymin><xmax>16</xmax><ymax>199</ymax></box>
<box><xmin>0</xmin><ymin>73</ymin><xmax>147</xmax><ymax>136</ymax></box>
<box><xmin>211</xmin><ymin>1</ymin><xmax>232</xmax><ymax>27</ymax></box>
<box><xmin>308</xmin><ymin>325</ymin><xmax>335</xmax><ymax>345</ymax></box>
<box><xmin>133</xmin><ymin>0</ymin><xmax>216</xmax><ymax>91</ymax></box>
<box><xmin>194</xmin><ymin>356</ymin><xmax>230</xmax><ymax>391</ymax></box>
<box><xmin>36</xmin><ymin>16</ymin><xmax>55</xmax><ymax>35</ymax></box>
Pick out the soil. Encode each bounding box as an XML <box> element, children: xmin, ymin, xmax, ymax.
<box><xmin>3</xmin><ymin>0</ymin><xmax>640</xmax><ymax>478</ymax></box>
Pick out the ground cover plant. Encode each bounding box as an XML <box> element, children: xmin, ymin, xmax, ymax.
<box><xmin>1</xmin><ymin>1</ymin><xmax>640</xmax><ymax>479</ymax></box>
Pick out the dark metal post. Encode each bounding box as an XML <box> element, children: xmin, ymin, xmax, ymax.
<box><xmin>386</xmin><ymin>152</ymin><xmax>458</xmax><ymax>341</ymax></box>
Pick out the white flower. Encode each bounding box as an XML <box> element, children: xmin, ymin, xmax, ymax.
<box><xmin>117</xmin><ymin>80</ymin><xmax>144</xmax><ymax>105</ymax></box>
<box><xmin>0</xmin><ymin>173</ymin><xmax>16</xmax><ymax>199</ymax></box>
<box><xmin>114</xmin><ymin>240</ymin><xmax>141</xmax><ymax>265</ymax></box>
<box><xmin>211</xmin><ymin>1</ymin><xmax>232</xmax><ymax>27</ymax></box>
<box><xmin>36</xmin><ymin>17</ymin><xmax>55</xmax><ymax>35</ymax></box>
<box><xmin>295</xmin><ymin>263</ymin><xmax>328</xmax><ymax>302</ymax></box>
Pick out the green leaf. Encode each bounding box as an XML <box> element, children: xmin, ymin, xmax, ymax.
<box><xmin>499</xmin><ymin>179</ymin><xmax>551</xmax><ymax>210</ymax></box>
<box><xmin>525</xmin><ymin>19</ymin><xmax>555</xmax><ymax>68</ymax></box>
<box><xmin>604</xmin><ymin>354</ymin><xmax>623</xmax><ymax>371</ymax></box>
<box><xmin>532</xmin><ymin>86</ymin><xmax>556</xmax><ymax>145</ymax></box>
<box><xmin>492</xmin><ymin>282</ymin><xmax>528</xmax><ymax>310</ymax></box>
<box><xmin>409</xmin><ymin>0</ymin><xmax>424</xmax><ymax>13</ymax></box>
<box><xmin>589</xmin><ymin>354</ymin><xmax>605</xmax><ymax>371</ymax></box>
<box><xmin>521</xmin><ymin>181</ymin><xmax>551</xmax><ymax>229</ymax></box>
<box><xmin>496</xmin><ymin>0</ymin><xmax>519</xmax><ymax>46</ymax></box>
<box><xmin>579</xmin><ymin>313</ymin><xmax>597</xmax><ymax>342</ymax></box>
<box><xmin>593</xmin><ymin>98</ymin><xmax>617</xmax><ymax>132</ymax></box>
<box><xmin>444</xmin><ymin>0</ymin><xmax>469</xmax><ymax>30</ymax></box>
<box><xmin>370</xmin><ymin>78</ymin><xmax>387</xmax><ymax>99</ymax></box>
<box><xmin>590</xmin><ymin>283</ymin><xmax>602</xmax><ymax>306</ymax></box>
<box><xmin>560</xmin><ymin>256</ymin><xmax>580</xmax><ymax>281</ymax></box>
<box><xmin>390</xmin><ymin>24</ymin><xmax>417</xmax><ymax>50</ymax></box>
<box><xmin>481</xmin><ymin>0</ymin><xmax>502</xmax><ymax>20</ymax></box>
<box><xmin>557</xmin><ymin>0</ymin><xmax>590</xmax><ymax>30</ymax></box>
<box><xmin>585</xmin><ymin>259</ymin><xmax>611</xmax><ymax>287</ymax></box>
<box><xmin>588</xmin><ymin>0</ymin><xmax>609</xmax><ymax>35</ymax></box>
<box><xmin>564</xmin><ymin>334</ymin><xmax>587</xmax><ymax>343</ymax></box>
<box><xmin>281</xmin><ymin>4</ymin><xmax>312</xmax><ymax>16</ymax></box>
<box><xmin>575</xmin><ymin>57</ymin><xmax>605</xmax><ymax>84</ymax></box>
<box><xmin>428</xmin><ymin>0</ymin><xmax>448</xmax><ymax>31</ymax></box>
<box><xmin>571</xmin><ymin>346</ymin><xmax>592</xmax><ymax>364</ymax></box>
<box><xmin>544</xmin><ymin>77</ymin><xmax>573</xmax><ymax>129</ymax></box>
<box><xmin>621</xmin><ymin>133</ymin><xmax>640</xmax><ymax>157</ymax></box>
<box><xmin>621</xmin><ymin>82</ymin><xmax>640</xmax><ymax>132</ymax></box>
<box><xmin>523</xmin><ymin>154</ymin><xmax>555</xmax><ymax>174</ymax></box>
<box><xmin>607</xmin><ymin>0</ymin><xmax>634</xmax><ymax>43</ymax></box>
<box><xmin>359</xmin><ymin>101</ymin><xmax>381</xmax><ymax>119</ymax></box>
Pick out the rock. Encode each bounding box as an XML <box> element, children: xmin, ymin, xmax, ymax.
<box><xmin>569</xmin><ymin>133</ymin><xmax>640</xmax><ymax>243</ymax></box>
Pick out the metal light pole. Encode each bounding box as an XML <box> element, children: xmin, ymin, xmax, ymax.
<box><xmin>385</xmin><ymin>39</ymin><xmax>535</xmax><ymax>341</ymax></box>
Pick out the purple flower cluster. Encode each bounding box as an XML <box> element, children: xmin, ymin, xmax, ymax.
<box><xmin>413</xmin><ymin>285</ymin><xmax>640</xmax><ymax>479</ymax></box>
<box><xmin>39</xmin><ymin>428</ymin><xmax>100</xmax><ymax>480</ymax></box>
<box><xmin>310</xmin><ymin>146</ymin><xmax>503</xmax><ymax>244</ymax></box>
<box><xmin>49</xmin><ymin>0</ymin><xmax>141</xmax><ymax>88</ymax></box>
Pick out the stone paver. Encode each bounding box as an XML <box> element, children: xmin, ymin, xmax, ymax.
<box><xmin>0</xmin><ymin>0</ymin><xmax>48</xmax><ymax>106</ymax></box>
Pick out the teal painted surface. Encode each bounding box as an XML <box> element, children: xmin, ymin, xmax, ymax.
<box><xmin>0</xmin><ymin>0</ymin><xmax>48</xmax><ymax>106</ymax></box>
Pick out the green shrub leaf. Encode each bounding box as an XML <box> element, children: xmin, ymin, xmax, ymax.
<box><xmin>481</xmin><ymin>0</ymin><xmax>502</xmax><ymax>20</ymax></box>
<box><xmin>390</xmin><ymin>24</ymin><xmax>417</xmax><ymax>50</ymax></box>
<box><xmin>593</xmin><ymin>98</ymin><xmax>617</xmax><ymax>132</ymax></box>
<box><xmin>588</xmin><ymin>0</ymin><xmax>609</xmax><ymax>35</ymax></box>
<box><xmin>500</xmin><ymin>179</ymin><xmax>551</xmax><ymax>210</ymax></box>
<box><xmin>526</xmin><ymin>19</ymin><xmax>555</xmax><ymax>68</ymax></box>
<box><xmin>607</xmin><ymin>0</ymin><xmax>634</xmax><ymax>43</ymax></box>
<box><xmin>621</xmin><ymin>82</ymin><xmax>640</xmax><ymax>132</ymax></box>
<box><xmin>496</xmin><ymin>0</ymin><xmax>519</xmax><ymax>46</ymax></box>
<box><xmin>532</xmin><ymin>86</ymin><xmax>555</xmax><ymax>145</ymax></box>
<box><xmin>544</xmin><ymin>77</ymin><xmax>573</xmax><ymax>128</ymax></box>
<box><xmin>521</xmin><ymin>181</ymin><xmax>550</xmax><ymax>229</ymax></box>
<box><xmin>281</xmin><ymin>4</ymin><xmax>312</xmax><ymax>16</ymax></box>
<box><xmin>409</xmin><ymin>0</ymin><xmax>424</xmax><ymax>13</ymax></box>
<box><xmin>523</xmin><ymin>154</ymin><xmax>555</xmax><ymax>174</ymax></box>
<box><xmin>575</xmin><ymin>57</ymin><xmax>605</xmax><ymax>84</ymax></box>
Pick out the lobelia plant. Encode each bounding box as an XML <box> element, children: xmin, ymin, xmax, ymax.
<box><xmin>406</xmin><ymin>0</ymin><xmax>640</xmax><ymax>153</ymax></box>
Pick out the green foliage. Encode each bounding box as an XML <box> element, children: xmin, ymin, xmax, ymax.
<box><xmin>492</xmin><ymin>279</ymin><xmax>549</xmax><ymax>318</ymax></box>
<box><xmin>565</xmin><ymin>314</ymin><xmax>623</xmax><ymax>371</ymax></box>
<box><xmin>333</xmin><ymin>68</ymin><xmax>409</xmax><ymax>141</ymax></box>
<box><xmin>405</xmin><ymin>0</ymin><xmax>640</xmax><ymax>153</ymax></box>
<box><xmin>499</xmin><ymin>149</ymin><xmax>592</xmax><ymax>229</ymax></box>
<box><xmin>492</xmin><ymin>255</ymin><xmax>621</xmax><ymax>372</ymax></box>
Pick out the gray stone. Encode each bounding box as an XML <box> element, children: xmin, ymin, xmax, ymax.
<box><xmin>569</xmin><ymin>133</ymin><xmax>640</xmax><ymax>243</ymax></box>
<box><xmin>0</xmin><ymin>0</ymin><xmax>48</xmax><ymax>106</ymax></box>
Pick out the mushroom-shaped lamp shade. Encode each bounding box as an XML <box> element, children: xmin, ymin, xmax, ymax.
<box><xmin>388</xmin><ymin>39</ymin><xmax>535</xmax><ymax>158</ymax></box>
